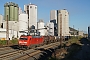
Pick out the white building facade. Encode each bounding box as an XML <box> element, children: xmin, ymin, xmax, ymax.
<box><xmin>24</xmin><ymin>3</ymin><xmax>37</xmax><ymax>29</ymax></box>
<box><xmin>57</xmin><ymin>9</ymin><xmax>69</xmax><ymax>36</ymax></box>
<box><xmin>78</xmin><ymin>31</ymin><xmax>84</xmax><ymax>36</ymax></box>
<box><xmin>0</xmin><ymin>28</ymin><xmax>17</xmax><ymax>40</ymax></box>
<box><xmin>50</xmin><ymin>10</ymin><xmax>57</xmax><ymax>23</ymax></box>
<box><xmin>3</xmin><ymin>21</ymin><xmax>19</xmax><ymax>31</ymax></box>
<box><xmin>0</xmin><ymin>14</ymin><xmax>3</xmax><ymax>23</ymax></box>
<box><xmin>37</xmin><ymin>20</ymin><xmax>45</xmax><ymax>36</ymax></box>
<box><xmin>46</xmin><ymin>22</ymin><xmax>54</xmax><ymax>36</ymax></box>
<box><xmin>18</xmin><ymin>13</ymin><xmax>28</xmax><ymax>37</ymax></box>
<box><xmin>19</xmin><ymin>7</ymin><xmax>23</xmax><ymax>15</ymax></box>
<box><xmin>19</xmin><ymin>13</ymin><xmax>28</xmax><ymax>31</ymax></box>
<box><xmin>0</xmin><ymin>15</ymin><xmax>3</xmax><ymax>28</ymax></box>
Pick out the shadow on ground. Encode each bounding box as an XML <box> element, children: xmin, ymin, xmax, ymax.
<box><xmin>61</xmin><ymin>38</ymin><xmax>90</xmax><ymax>60</ymax></box>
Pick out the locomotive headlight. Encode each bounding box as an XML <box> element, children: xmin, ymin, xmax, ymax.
<box><xmin>19</xmin><ymin>41</ymin><xmax>27</xmax><ymax>45</ymax></box>
<box><xmin>19</xmin><ymin>42</ymin><xmax>22</xmax><ymax>44</ymax></box>
<box><xmin>24</xmin><ymin>42</ymin><xmax>27</xmax><ymax>43</ymax></box>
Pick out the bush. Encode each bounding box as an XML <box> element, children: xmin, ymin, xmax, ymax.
<box><xmin>11</xmin><ymin>39</ymin><xmax>18</xmax><ymax>44</ymax></box>
<box><xmin>0</xmin><ymin>39</ymin><xmax>18</xmax><ymax>46</ymax></box>
<box><xmin>0</xmin><ymin>40</ymin><xmax>7</xmax><ymax>45</ymax></box>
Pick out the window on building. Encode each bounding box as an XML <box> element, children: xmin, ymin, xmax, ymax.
<box><xmin>0</xmin><ymin>31</ymin><xmax>6</xmax><ymax>33</ymax></box>
<box><xmin>30</xmin><ymin>6</ymin><xmax>32</xmax><ymax>8</ymax></box>
<box><xmin>27</xmin><ymin>6</ymin><xmax>29</xmax><ymax>10</ymax></box>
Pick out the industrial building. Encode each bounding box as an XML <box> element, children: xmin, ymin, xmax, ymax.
<box><xmin>4</xmin><ymin>2</ymin><xmax>19</xmax><ymax>21</ymax></box>
<box><xmin>57</xmin><ymin>9</ymin><xmax>70</xmax><ymax>36</ymax></box>
<box><xmin>50</xmin><ymin>10</ymin><xmax>57</xmax><ymax>36</ymax></box>
<box><xmin>46</xmin><ymin>22</ymin><xmax>54</xmax><ymax>36</ymax></box>
<box><xmin>50</xmin><ymin>10</ymin><xmax>57</xmax><ymax>23</ymax></box>
<box><xmin>69</xmin><ymin>27</ymin><xmax>78</xmax><ymax>36</ymax></box>
<box><xmin>37</xmin><ymin>20</ymin><xmax>45</xmax><ymax>36</ymax></box>
<box><xmin>2</xmin><ymin>14</ymin><xmax>29</xmax><ymax>39</ymax></box>
<box><xmin>19</xmin><ymin>13</ymin><xmax>28</xmax><ymax>31</ymax></box>
<box><xmin>1</xmin><ymin>2</ymin><xmax>71</xmax><ymax>39</ymax></box>
<box><xmin>0</xmin><ymin>14</ymin><xmax>3</xmax><ymax>28</ymax></box>
<box><xmin>2</xmin><ymin>13</ymin><xmax>29</xmax><ymax>38</ymax></box>
<box><xmin>18</xmin><ymin>13</ymin><xmax>28</xmax><ymax>37</ymax></box>
<box><xmin>0</xmin><ymin>28</ymin><xmax>17</xmax><ymax>40</ymax></box>
<box><xmin>2</xmin><ymin>2</ymin><xmax>38</xmax><ymax>39</ymax></box>
<box><xmin>24</xmin><ymin>3</ymin><xmax>37</xmax><ymax>29</ymax></box>
<box><xmin>3</xmin><ymin>21</ymin><xmax>19</xmax><ymax>31</ymax></box>
<box><xmin>78</xmin><ymin>31</ymin><xmax>84</xmax><ymax>36</ymax></box>
<box><xmin>19</xmin><ymin>7</ymin><xmax>23</xmax><ymax>15</ymax></box>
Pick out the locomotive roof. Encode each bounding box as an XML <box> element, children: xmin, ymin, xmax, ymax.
<box><xmin>32</xmin><ymin>36</ymin><xmax>42</xmax><ymax>38</ymax></box>
<box><xmin>20</xmin><ymin>35</ymin><xmax>42</xmax><ymax>38</ymax></box>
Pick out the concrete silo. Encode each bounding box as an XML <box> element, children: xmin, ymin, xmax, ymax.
<box><xmin>14</xmin><ymin>4</ymin><xmax>19</xmax><ymax>21</ymax></box>
<box><xmin>4</xmin><ymin>3</ymin><xmax>9</xmax><ymax>21</ymax></box>
<box><xmin>19</xmin><ymin>13</ymin><xmax>28</xmax><ymax>31</ymax></box>
<box><xmin>4</xmin><ymin>2</ymin><xmax>19</xmax><ymax>21</ymax></box>
<box><xmin>38</xmin><ymin>20</ymin><xmax>45</xmax><ymax>36</ymax></box>
<box><xmin>57</xmin><ymin>10</ymin><xmax>69</xmax><ymax>36</ymax></box>
<box><xmin>13</xmin><ymin>3</ymin><xmax>15</xmax><ymax>21</ymax></box>
<box><xmin>9</xmin><ymin>2</ymin><xmax>14</xmax><ymax>21</ymax></box>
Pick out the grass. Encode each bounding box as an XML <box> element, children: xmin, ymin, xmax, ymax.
<box><xmin>68</xmin><ymin>36</ymin><xmax>82</xmax><ymax>44</ymax></box>
<box><xmin>11</xmin><ymin>39</ymin><xmax>18</xmax><ymax>44</ymax></box>
<box><xmin>48</xmin><ymin>36</ymin><xmax>83</xmax><ymax>60</ymax></box>
<box><xmin>0</xmin><ymin>40</ymin><xmax>7</xmax><ymax>45</ymax></box>
<box><xmin>0</xmin><ymin>39</ymin><xmax>18</xmax><ymax>46</ymax></box>
<box><xmin>61</xmin><ymin>36</ymin><xmax>82</xmax><ymax>60</ymax></box>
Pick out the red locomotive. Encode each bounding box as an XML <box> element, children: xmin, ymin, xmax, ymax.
<box><xmin>18</xmin><ymin>35</ymin><xmax>60</xmax><ymax>49</ymax></box>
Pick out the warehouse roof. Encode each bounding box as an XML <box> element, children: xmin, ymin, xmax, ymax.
<box><xmin>69</xmin><ymin>27</ymin><xmax>78</xmax><ymax>31</ymax></box>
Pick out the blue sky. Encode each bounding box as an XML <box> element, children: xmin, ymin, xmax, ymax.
<box><xmin>0</xmin><ymin>0</ymin><xmax>90</xmax><ymax>33</ymax></box>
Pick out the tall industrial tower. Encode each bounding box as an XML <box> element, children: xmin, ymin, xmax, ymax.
<box><xmin>24</xmin><ymin>3</ymin><xmax>37</xmax><ymax>29</ymax></box>
<box><xmin>50</xmin><ymin>10</ymin><xmax>57</xmax><ymax>36</ymax></box>
<box><xmin>4</xmin><ymin>2</ymin><xmax>19</xmax><ymax>21</ymax></box>
<box><xmin>50</xmin><ymin>10</ymin><xmax>57</xmax><ymax>24</ymax></box>
<box><xmin>57</xmin><ymin>9</ymin><xmax>69</xmax><ymax>36</ymax></box>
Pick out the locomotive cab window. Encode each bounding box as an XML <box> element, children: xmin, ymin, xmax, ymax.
<box><xmin>19</xmin><ymin>38</ymin><xmax>28</xmax><ymax>40</ymax></box>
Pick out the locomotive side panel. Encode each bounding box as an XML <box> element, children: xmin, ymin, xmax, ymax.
<box><xmin>30</xmin><ymin>36</ymin><xmax>44</xmax><ymax>46</ymax></box>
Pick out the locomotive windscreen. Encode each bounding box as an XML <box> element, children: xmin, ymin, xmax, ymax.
<box><xmin>32</xmin><ymin>36</ymin><xmax>42</xmax><ymax>38</ymax></box>
<box><xmin>19</xmin><ymin>38</ymin><xmax>28</xmax><ymax>40</ymax></box>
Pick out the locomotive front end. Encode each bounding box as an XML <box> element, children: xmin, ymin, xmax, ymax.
<box><xmin>18</xmin><ymin>36</ymin><xmax>29</xmax><ymax>49</ymax></box>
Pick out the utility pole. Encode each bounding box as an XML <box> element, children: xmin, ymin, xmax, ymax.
<box><xmin>28</xmin><ymin>19</ymin><xmax>29</xmax><ymax>34</ymax></box>
<box><xmin>6</xmin><ymin>15</ymin><xmax>9</xmax><ymax>40</ymax></box>
<box><xmin>25</xmin><ymin>8</ymin><xmax>29</xmax><ymax>35</ymax></box>
<box><xmin>73</xmin><ymin>25</ymin><xmax>74</xmax><ymax>36</ymax></box>
<box><xmin>78</xmin><ymin>28</ymin><xmax>79</xmax><ymax>39</ymax></box>
<box><xmin>60</xmin><ymin>14</ymin><xmax>62</xmax><ymax>48</ymax></box>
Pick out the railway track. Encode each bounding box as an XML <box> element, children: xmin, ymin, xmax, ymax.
<box><xmin>0</xmin><ymin>47</ymin><xmax>12</xmax><ymax>51</ymax></box>
<box><xmin>0</xmin><ymin>47</ymin><xmax>17</xmax><ymax>55</ymax></box>
<box><xmin>15</xmin><ymin>42</ymin><xmax>60</xmax><ymax>60</ymax></box>
<box><xmin>0</xmin><ymin>42</ymin><xmax>60</xmax><ymax>60</ymax></box>
<box><xmin>0</xmin><ymin>48</ymin><xmax>34</xmax><ymax>60</ymax></box>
